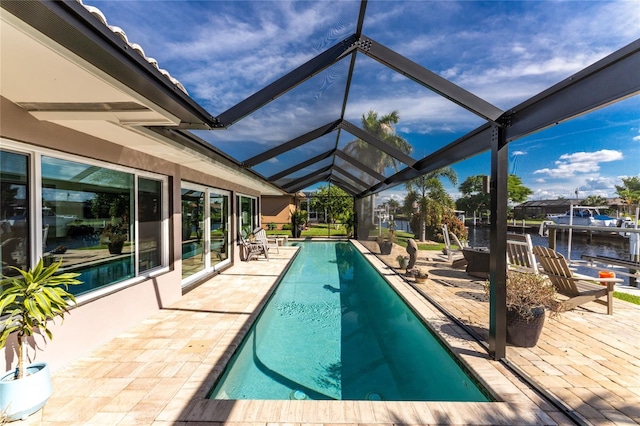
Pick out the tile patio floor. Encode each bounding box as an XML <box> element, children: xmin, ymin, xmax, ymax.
<box><xmin>16</xmin><ymin>240</ymin><xmax>640</xmax><ymax>425</ymax></box>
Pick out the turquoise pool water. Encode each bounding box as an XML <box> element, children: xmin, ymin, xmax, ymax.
<box><xmin>209</xmin><ymin>241</ymin><xmax>490</xmax><ymax>401</ymax></box>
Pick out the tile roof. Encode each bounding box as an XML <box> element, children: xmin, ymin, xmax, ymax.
<box><xmin>79</xmin><ymin>0</ymin><xmax>188</xmax><ymax>94</ymax></box>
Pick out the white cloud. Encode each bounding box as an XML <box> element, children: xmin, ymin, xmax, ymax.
<box><xmin>512</xmin><ymin>151</ymin><xmax>527</xmax><ymax>156</ymax></box>
<box><xmin>534</xmin><ymin>150</ymin><xmax>623</xmax><ymax>178</ymax></box>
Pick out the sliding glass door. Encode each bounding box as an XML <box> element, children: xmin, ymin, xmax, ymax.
<box><xmin>181</xmin><ymin>183</ymin><xmax>230</xmax><ymax>284</ymax></box>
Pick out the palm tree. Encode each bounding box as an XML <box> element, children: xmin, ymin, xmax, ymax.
<box><xmin>343</xmin><ymin>110</ymin><xmax>413</xmax><ymax>175</ymax></box>
<box><xmin>344</xmin><ymin>110</ymin><xmax>413</xmax><ymax>237</ymax></box>
<box><xmin>404</xmin><ymin>167</ymin><xmax>457</xmax><ymax>242</ymax></box>
<box><xmin>582</xmin><ymin>195</ymin><xmax>608</xmax><ymax>207</ymax></box>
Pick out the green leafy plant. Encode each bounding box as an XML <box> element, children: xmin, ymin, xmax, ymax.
<box><xmin>101</xmin><ymin>221</ymin><xmax>128</xmax><ymax>244</ymax></box>
<box><xmin>0</xmin><ymin>259</ymin><xmax>81</xmax><ymax>379</ymax></box>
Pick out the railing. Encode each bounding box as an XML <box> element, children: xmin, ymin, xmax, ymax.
<box><xmin>543</xmin><ymin>223</ymin><xmax>639</xmax><ymax>286</ymax></box>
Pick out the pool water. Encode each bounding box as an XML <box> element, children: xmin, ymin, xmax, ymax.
<box><xmin>209</xmin><ymin>241</ymin><xmax>490</xmax><ymax>401</ymax></box>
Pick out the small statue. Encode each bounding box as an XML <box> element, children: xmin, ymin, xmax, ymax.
<box><xmin>406</xmin><ymin>238</ymin><xmax>418</xmax><ymax>269</ymax></box>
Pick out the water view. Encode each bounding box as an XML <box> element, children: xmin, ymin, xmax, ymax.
<box><xmin>467</xmin><ymin>226</ymin><xmax>634</xmax><ymax>283</ymax></box>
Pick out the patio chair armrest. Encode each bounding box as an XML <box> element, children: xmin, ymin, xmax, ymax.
<box><xmin>573</xmin><ymin>272</ymin><xmax>624</xmax><ymax>283</ymax></box>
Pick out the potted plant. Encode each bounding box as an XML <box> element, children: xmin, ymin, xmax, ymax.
<box><xmin>484</xmin><ymin>271</ymin><xmax>562</xmax><ymax>347</ymax></box>
<box><xmin>396</xmin><ymin>255</ymin><xmax>409</xmax><ymax>269</ymax></box>
<box><xmin>101</xmin><ymin>221</ymin><xmax>128</xmax><ymax>254</ymax></box>
<box><xmin>290</xmin><ymin>209</ymin><xmax>307</xmax><ymax>238</ymax></box>
<box><xmin>0</xmin><ymin>259</ymin><xmax>81</xmax><ymax>421</ymax></box>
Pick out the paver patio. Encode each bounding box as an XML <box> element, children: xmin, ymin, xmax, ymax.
<box><xmin>15</xmin><ymin>240</ymin><xmax>640</xmax><ymax>425</ymax></box>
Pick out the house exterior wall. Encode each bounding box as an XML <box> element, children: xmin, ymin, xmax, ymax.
<box><xmin>261</xmin><ymin>195</ymin><xmax>295</xmax><ymax>229</ymax></box>
<box><xmin>0</xmin><ymin>96</ymin><xmax>256</xmax><ymax>371</ymax></box>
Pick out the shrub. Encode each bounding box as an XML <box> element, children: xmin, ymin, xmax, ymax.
<box><xmin>484</xmin><ymin>271</ymin><xmax>563</xmax><ymax>322</ymax></box>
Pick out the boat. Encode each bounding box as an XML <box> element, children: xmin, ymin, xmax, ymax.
<box><xmin>547</xmin><ymin>206</ymin><xmax>617</xmax><ymax>227</ymax></box>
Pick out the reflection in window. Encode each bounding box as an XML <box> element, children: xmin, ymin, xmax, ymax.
<box><xmin>210</xmin><ymin>192</ymin><xmax>229</xmax><ymax>265</ymax></box>
<box><xmin>139</xmin><ymin>178</ymin><xmax>162</xmax><ymax>272</ymax></box>
<box><xmin>238</xmin><ymin>196</ymin><xmax>256</xmax><ymax>238</ymax></box>
<box><xmin>181</xmin><ymin>187</ymin><xmax>205</xmax><ymax>279</ymax></box>
<box><xmin>0</xmin><ymin>150</ymin><xmax>29</xmax><ymax>276</ymax></box>
<box><xmin>42</xmin><ymin>156</ymin><xmax>134</xmax><ymax>295</ymax></box>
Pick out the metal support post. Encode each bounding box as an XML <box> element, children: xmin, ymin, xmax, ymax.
<box><xmin>489</xmin><ymin>125</ymin><xmax>508</xmax><ymax>360</ymax></box>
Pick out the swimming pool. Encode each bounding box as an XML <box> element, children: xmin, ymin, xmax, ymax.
<box><xmin>209</xmin><ymin>241</ymin><xmax>490</xmax><ymax>401</ymax></box>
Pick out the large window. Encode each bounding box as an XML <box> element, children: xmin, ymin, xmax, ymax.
<box><xmin>238</xmin><ymin>195</ymin><xmax>257</xmax><ymax>238</ymax></box>
<box><xmin>41</xmin><ymin>156</ymin><xmax>135</xmax><ymax>295</ymax></box>
<box><xmin>181</xmin><ymin>187</ymin><xmax>205</xmax><ymax>279</ymax></box>
<box><xmin>181</xmin><ymin>183</ymin><xmax>230</xmax><ymax>283</ymax></box>
<box><xmin>1</xmin><ymin>144</ymin><xmax>168</xmax><ymax>297</ymax></box>
<box><xmin>210</xmin><ymin>191</ymin><xmax>229</xmax><ymax>264</ymax></box>
<box><xmin>0</xmin><ymin>150</ymin><xmax>29</xmax><ymax>276</ymax></box>
<box><xmin>138</xmin><ymin>177</ymin><xmax>163</xmax><ymax>272</ymax></box>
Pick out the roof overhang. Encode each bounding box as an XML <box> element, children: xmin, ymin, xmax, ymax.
<box><xmin>0</xmin><ymin>2</ymin><xmax>284</xmax><ymax>196</ymax></box>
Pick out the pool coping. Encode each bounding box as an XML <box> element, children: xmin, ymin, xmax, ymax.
<box><xmin>174</xmin><ymin>240</ymin><xmax>561</xmax><ymax>425</ymax></box>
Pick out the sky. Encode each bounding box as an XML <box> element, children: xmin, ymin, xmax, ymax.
<box><xmin>90</xmin><ymin>0</ymin><xmax>640</xmax><ymax>205</ymax></box>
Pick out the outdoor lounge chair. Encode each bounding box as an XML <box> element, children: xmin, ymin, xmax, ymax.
<box><xmin>441</xmin><ymin>224</ymin><xmax>466</xmax><ymax>266</ymax></box>
<box><xmin>239</xmin><ymin>234</ymin><xmax>268</xmax><ymax>261</ymax></box>
<box><xmin>253</xmin><ymin>227</ymin><xmax>279</xmax><ymax>254</ymax></box>
<box><xmin>506</xmin><ymin>233</ymin><xmax>538</xmax><ymax>274</ymax></box>
<box><xmin>532</xmin><ymin>246</ymin><xmax>622</xmax><ymax>315</ymax></box>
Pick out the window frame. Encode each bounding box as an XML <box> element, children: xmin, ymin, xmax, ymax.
<box><xmin>181</xmin><ymin>181</ymin><xmax>231</xmax><ymax>286</ymax></box>
<box><xmin>1</xmin><ymin>138</ymin><xmax>170</xmax><ymax>303</ymax></box>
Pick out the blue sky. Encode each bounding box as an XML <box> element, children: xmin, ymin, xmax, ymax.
<box><xmin>91</xmin><ymin>0</ymin><xmax>639</xmax><ymax>203</ymax></box>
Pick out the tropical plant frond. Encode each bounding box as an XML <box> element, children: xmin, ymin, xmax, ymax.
<box><xmin>0</xmin><ymin>257</ymin><xmax>82</xmax><ymax>378</ymax></box>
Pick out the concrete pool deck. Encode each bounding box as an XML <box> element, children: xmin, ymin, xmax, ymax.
<box><xmin>16</xmin><ymin>240</ymin><xmax>639</xmax><ymax>425</ymax></box>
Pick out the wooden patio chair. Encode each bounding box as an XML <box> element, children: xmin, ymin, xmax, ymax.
<box><xmin>506</xmin><ymin>233</ymin><xmax>538</xmax><ymax>274</ymax></box>
<box><xmin>239</xmin><ymin>234</ymin><xmax>267</xmax><ymax>261</ymax></box>
<box><xmin>532</xmin><ymin>246</ymin><xmax>622</xmax><ymax>315</ymax></box>
<box><xmin>253</xmin><ymin>227</ymin><xmax>278</xmax><ymax>254</ymax></box>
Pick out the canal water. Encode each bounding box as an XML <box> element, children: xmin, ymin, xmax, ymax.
<box><xmin>467</xmin><ymin>226</ymin><xmax>635</xmax><ymax>284</ymax></box>
<box><xmin>392</xmin><ymin>220</ymin><xmax>634</xmax><ymax>284</ymax></box>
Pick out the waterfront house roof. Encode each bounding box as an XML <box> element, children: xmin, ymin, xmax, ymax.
<box><xmin>1</xmin><ymin>0</ymin><xmax>638</xmax><ymax>198</ymax></box>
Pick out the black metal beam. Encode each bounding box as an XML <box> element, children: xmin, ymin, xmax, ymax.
<box><xmin>285</xmin><ymin>171</ymin><xmax>332</xmax><ymax>194</ymax></box>
<box><xmin>280</xmin><ymin>165</ymin><xmax>333</xmax><ymax>192</ymax></box>
<box><xmin>340</xmin><ymin>120</ymin><xmax>416</xmax><ymax>167</ymax></box>
<box><xmin>355</xmin><ymin>0</ymin><xmax>367</xmax><ymax>37</ymax></box>
<box><xmin>216</xmin><ymin>34</ymin><xmax>358</xmax><ymax>127</ymax></box>
<box><xmin>243</xmin><ymin>120</ymin><xmax>341</xmax><ymax>167</ymax></box>
<box><xmin>267</xmin><ymin>150</ymin><xmax>335</xmax><ymax>181</ymax></box>
<box><xmin>356</xmin><ymin>35</ymin><xmax>504</xmax><ymax>122</ymax></box>
<box><xmin>334</xmin><ymin>150</ymin><xmax>386</xmax><ymax>182</ymax></box>
<box><xmin>328</xmin><ymin>175</ymin><xmax>361</xmax><ymax>196</ymax></box>
<box><xmin>332</xmin><ymin>166</ymin><xmax>370</xmax><ymax>190</ymax></box>
<box><xmin>331</xmin><ymin>171</ymin><xmax>366</xmax><ymax>194</ymax></box>
<box><xmin>489</xmin><ymin>125</ymin><xmax>508</xmax><ymax>360</ymax></box>
<box><xmin>503</xmin><ymin>39</ymin><xmax>640</xmax><ymax>141</ymax></box>
<box><xmin>357</xmin><ymin>123</ymin><xmax>493</xmax><ymax>197</ymax></box>
<box><xmin>0</xmin><ymin>0</ymin><xmax>217</xmax><ymax>129</ymax></box>
<box><xmin>355</xmin><ymin>40</ymin><xmax>640</xmax><ymax>199</ymax></box>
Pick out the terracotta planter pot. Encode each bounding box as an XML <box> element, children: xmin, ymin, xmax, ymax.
<box><xmin>506</xmin><ymin>307</ymin><xmax>545</xmax><ymax>347</ymax></box>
